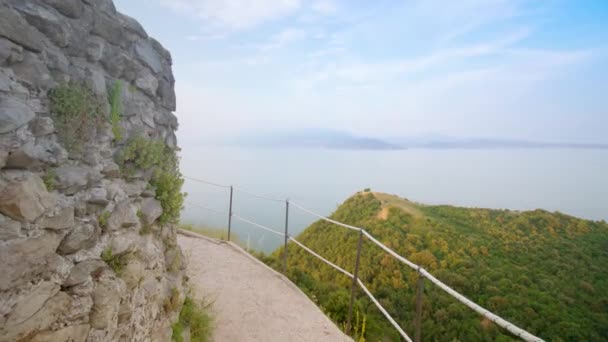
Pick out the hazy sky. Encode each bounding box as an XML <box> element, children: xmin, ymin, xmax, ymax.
<box><xmin>114</xmin><ymin>0</ymin><xmax>608</xmax><ymax>144</ymax></box>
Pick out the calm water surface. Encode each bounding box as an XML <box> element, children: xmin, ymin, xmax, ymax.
<box><xmin>179</xmin><ymin>147</ymin><xmax>608</xmax><ymax>252</ymax></box>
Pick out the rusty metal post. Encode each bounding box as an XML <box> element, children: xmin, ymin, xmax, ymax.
<box><xmin>282</xmin><ymin>200</ymin><xmax>290</xmax><ymax>274</ymax></box>
<box><xmin>347</xmin><ymin>228</ymin><xmax>364</xmax><ymax>333</ymax></box>
<box><xmin>227</xmin><ymin>186</ymin><xmax>233</xmax><ymax>241</ymax></box>
<box><xmin>415</xmin><ymin>269</ymin><xmax>424</xmax><ymax>342</ymax></box>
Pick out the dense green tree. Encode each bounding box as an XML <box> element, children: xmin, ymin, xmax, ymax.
<box><xmin>263</xmin><ymin>192</ymin><xmax>608</xmax><ymax>341</ymax></box>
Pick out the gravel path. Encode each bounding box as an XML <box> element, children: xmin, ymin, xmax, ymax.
<box><xmin>178</xmin><ymin>231</ymin><xmax>352</xmax><ymax>342</ymax></box>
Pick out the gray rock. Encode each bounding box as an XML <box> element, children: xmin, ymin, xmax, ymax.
<box><xmin>55</xmin><ymin>165</ymin><xmax>98</xmax><ymax>195</ymax></box>
<box><xmin>43</xmin><ymin>0</ymin><xmax>85</xmax><ymax>19</ymax></box>
<box><xmin>107</xmin><ymin>200</ymin><xmax>139</xmax><ymax>231</ymax></box>
<box><xmin>38</xmin><ymin>206</ymin><xmax>74</xmax><ymax>230</ymax></box>
<box><xmin>5</xmin><ymin>281</ymin><xmax>60</xmax><ymax>326</ymax></box>
<box><xmin>30</xmin><ymin>324</ymin><xmax>91</xmax><ymax>342</ymax></box>
<box><xmin>121</xmin><ymin>259</ymin><xmax>145</xmax><ymax>289</ymax></box>
<box><xmin>118</xmin><ymin>13</ymin><xmax>147</xmax><ymax>38</ymax></box>
<box><xmin>0</xmin><ymin>5</ymin><xmax>47</xmax><ymax>53</ymax></box>
<box><xmin>102</xmin><ymin>161</ymin><xmax>120</xmax><ymax>178</ymax></box>
<box><xmin>157</xmin><ymin>78</ymin><xmax>176</xmax><ymax>111</ymax></box>
<box><xmin>64</xmin><ymin>260</ymin><xmax>107</xmax><ymax>287</ymax></box>
<box><xmin>84</xmin><ymin>0</ymin><xmax>117</xmax><ymax>15</ymax></box>
<box><xmin>0</xmin><ymin>37</ymin><xmax>23</xmax><ymax>65</ymax></box>
<box><xmin>12</xmin><ymin>51</ymin><xmax>53</xmax><ymax>90</ymax></box>
<box><xmin>109</xmin><ymin>230</ymin><xmax>139</xmax><ymax>255</ymax></box>
<box><xmin>90</xmin><ymin>271</ymin><xmax>125</xmax><ymax>329</ymax></box>
<box><xmin>14</xmin><ymin>1</ymin><xmax>71</xmax><ymax>47</ymax></box>
<box><xmin>0</xmin><ymin>213</ymin><xmax>21</xmax><ymax>240</ymax></box>
<box><xmin>135</xmin><ymin>70</ymin><xmax>158</xmax><ymax>97</ymax></box>
<box><xmin>57</xmin><ymin>223</ymin><xmax>97</xmax><ymax>255</ymax></box>
<box><xmin>0</xmin><ymin>230</ymin><xmax>62</xmax><ymax>290</ymax></box>
<box><xmin>92</xmin><ymin>12</ymin><xmax>124</xmax><ymax>47</ymax></box>
<box><xmin>4</xmin><ymin>140</ymin><xmax>67</xmax><ymax>169</ymax></box>
<box><xmin>0</xmin><ymin>149</ymin><xmax>7</xmax><ymax>169</ymax></box>
<box><xmin>0</xmin><ymin>173</ymin><xmax>51</xmax><ymax>222</ymax></box>
<box><xmin>135</xmin><ymin>40</ymin><xmax>163</xmax><ymax>73</ymax></box>
<box><xmin>140</xmin><ymin>198</ymin><xmax>162</xmax><ymax>225</ymax></box>
<box><xmin>0</xmin><ymin>95</ymin><xmax>35</xmax><ymax>133</ymax></box>
<box><xmin>124</xmin><ymin>180</ymin><xmax>148</xmax><ymax>197</ymax></box>
<box><xmin>0</xmin><ymin>67</ymin><xmax>11</xmax><ymax>92</ymax></box>
<box><xmin>87</xmin><ymin>67</ymin><xmax>106</xmax><ymax>98</ymax></box>
<box><xmin>29</xmin><ymin>117</ymin><xmax>54</xmax><ymax>137</ymax></box>
<box><xmin>0</xmin><ymin>291</ymin><xmax>72</xmax><ymax>341</ymax></box>
<box><xmin>45</xmin><ymin>45</ymin><xmax>70</xmax><ymax>73</ymax></box>
<box><xmin>88</xmin><ymin>187</ymin><xmax>108</xmax><ymax>205</ymax></box>
<box><xmin>86</xmin><ymin>36</ymin><xmax>105</xmax><ymax>62</ymax></box>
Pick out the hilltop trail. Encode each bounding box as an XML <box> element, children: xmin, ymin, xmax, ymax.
<box><xmin>177</xmin><ymin>232</ymin><xmax>352</xmax><ymax>342</ymax></box>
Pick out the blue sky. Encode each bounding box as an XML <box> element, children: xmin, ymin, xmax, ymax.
<box><xmin>114</xmin><ymin>0</ymin><xmax>608</xmax><ymax>144</ymax></box>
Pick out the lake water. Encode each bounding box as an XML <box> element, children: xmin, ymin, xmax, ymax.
<box><xmin>179</xmin><ymin>147</ymin><xmax>608</xmax><ymax>253</ymax></box>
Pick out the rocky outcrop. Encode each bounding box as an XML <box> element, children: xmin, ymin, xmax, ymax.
<box><xmin>0</xmin><ymin>1</ymin><xmax>185</xmax><ymax>341</ymax></box>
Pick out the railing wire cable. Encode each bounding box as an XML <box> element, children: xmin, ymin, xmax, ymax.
<box><xmin>290</xmin><ymin>201</ymin><xmax>361</xmax><ymax>231</ymax></box>
<box><xmin>233</xmin><ymin>187</ymin><xmax>285</xmax><ymax>202</ymax></box>
<box><xmin>357</xmin><ymin>279</ymin><xmax>413</xmax><ymax>342</ymax></box>
<box><xmin>184</xmin><ymin>200</ymin><xmax>228</xmax><ymax>215</ymax></box>
<box><xmin>232</xmin><ymin>214</ymin><xmax>285</xmax><ymax>237</ymax></box>
<box><xmin>289</xmin><ymin>237</ymin><xmax>354</xmax><ymax>279</ymax></box>
<box><xmin>184</xmin><ymin>176</ymin><xmax>231</xmax><ymax>188</ymax></box>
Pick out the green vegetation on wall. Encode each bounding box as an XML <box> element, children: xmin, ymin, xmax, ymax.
<box><xmin>48</xmin><ymin>82</ymin><xmax>104</xmax><ymax>152</ymax></box>
<box><xmin>101</xmin><ymin>248</ymin><xmax>130</xmax><ymax>276</ymax></box>
<box><xmin>264</xmin><ymin>193</ymin><xmax>608</xmax><ymax>341</ymax></box>
<box><xmin>172</xmin><ymin>296</ymin><xmax>212</xmax><ymax>342</ymax></box>
<box><xmin>119</xmin><ymin>136</ymin><xmax>184</xmax><ymax>224</ymax></box>
<box><xmin>108</xmin><ymin>80</ymin><xmax>123</xmax><ymax>141</ymax></box>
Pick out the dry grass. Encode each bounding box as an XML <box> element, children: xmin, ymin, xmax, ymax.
<box><xmin>371</xmin><ymin>192</ymin><xmax>424</xmax><ymax>219</ymax></box>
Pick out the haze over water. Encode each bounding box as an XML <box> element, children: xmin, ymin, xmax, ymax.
<box><xmin>180</xmin><ymin>146</ymin><xmax>608</xmax><ymax>252</ymax></box>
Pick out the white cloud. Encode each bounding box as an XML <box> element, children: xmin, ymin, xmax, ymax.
<box><xmin>160</xmin><ymin>0</ymin><xmax>301</xmax><ymax>30</ymax></box>
<box><xmin>311</xmin><ymin>0</ymin><xmax>338</xmax><ymax>15</ymax></box>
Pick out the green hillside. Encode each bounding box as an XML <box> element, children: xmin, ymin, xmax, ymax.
<box><xmin>262</xmin><ymin>192</ymin><xmax>608</xmax><ymax>341</ymax></box>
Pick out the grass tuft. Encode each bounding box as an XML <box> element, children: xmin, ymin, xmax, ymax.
<box><xmin>172</xmin><ymin>296</ymin><xmax>212</xmax><ymax>342</ymax></box>
<box><xmin>108</xmin><ymin>80</ymin><xmax>123</xmax><ymax>141</ymax></box>
<box><xmin>49</xmin><ymin>82</ymin><xmax>104</xmax><ymax>152</ymax></box>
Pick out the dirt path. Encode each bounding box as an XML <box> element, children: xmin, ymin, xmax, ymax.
<box><xmin>177</xmin><ymin>231</ymin><xmax>352</xmax><ymax>342</ymax></box>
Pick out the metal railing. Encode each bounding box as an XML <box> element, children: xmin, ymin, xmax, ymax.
<box><xmin>183</xmin><ymin>176</ymin><xmax>545</xmax><ymax>342</ymax></box>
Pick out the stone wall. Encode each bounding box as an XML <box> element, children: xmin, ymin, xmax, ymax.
<box><xmin>0</xmin><ymin>0</ymin><xmax>186</xmax><ymax>341</ymax></box>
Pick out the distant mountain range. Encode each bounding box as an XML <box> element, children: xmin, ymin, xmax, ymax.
<box><xmin>211</xmin><ymin>129</ymin><xmax>608</xmax><ymax>150</ymax></box>
<box><xmin>226</xmin><ymin>128</ymin><xmax>402</xmax><ymax>150</ymax></box>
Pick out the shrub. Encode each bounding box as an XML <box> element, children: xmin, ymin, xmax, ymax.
<box><xmin>101</xmin><ymin>248</ymin><xmax>130</xmax><ymax>275</ymax></box>
<box><xmin>108</xmin><ymin>81</ymin><xmax>123</xmax><ymax>141</ymax></box>
<box><xmin>99</xmin><ymin>211</ymin><xmax>110</xmax><ymax>228</ymax></box>
<box><xmin>49</xmin><ymin>82</ymin><xmax>104</xmax><ymax>152</ymax></box>
<box><xmin>42</xmin><ymin>170</ymin><xmax>56</xmax><ymax>191</ymax></box>
<box><xmin>172</xmin><ymin>296</ymin><xmax>212</xmax><ymax>342</ymax></box>
<box><xmin>119</xmin><ymin>136</ymin><xmax>184</xmax><ymax>224</ymax></box>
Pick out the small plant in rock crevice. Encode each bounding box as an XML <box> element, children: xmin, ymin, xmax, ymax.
<box><xmin>171</xmin><ymin>296</ymin><xmax>213</xmax><ymax>342</ymax></box>
<box><xmin>118</xmin><ymin>136</ymin><xmax>184</xmax><ymax>224</ymax></box>
<box><xmin>108</xmin><ymin>80</ymin><xmax>123</xmax><ymax>142</ymax></box>
<box><xmin>48</xmin><ymin>82</ymin><xmax>104</xmax><ymax>152</ymax></box>
<box><xmin>42</xmin><ymin>170</ymin><xmax>56</xmax><ymax>191</ymax></box>
<box><xmin>99</xmin><ymin>211</ymin><xmax>110</xmax><ymax>229</ymax></box>
<box><xmin>101</xmin><ymin>248</ymin><xmax>130</xmax><ymax>275</ymax></box>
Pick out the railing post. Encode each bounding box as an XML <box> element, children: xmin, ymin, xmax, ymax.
<box><xmin>227</xmin><ymin>186</ymin><xmax>233</xmax><ymax>241</ymax></box>
<box><xmin>415</xmin><ymin>268</ymin><xmax>424</xmax><ymax>342</ymax></box>
<box><xmin>282</xmin><ymin>200</ymin><xmax>290</xmax><ymax>274</ymax></box>
<box><xmin>347</xmin><ymin>228</ymin><xmax>364</xmax><ymax>334</ymax></box>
